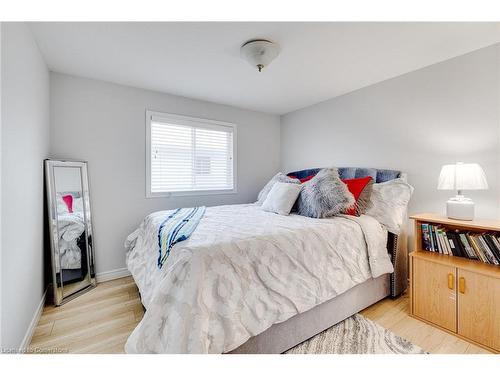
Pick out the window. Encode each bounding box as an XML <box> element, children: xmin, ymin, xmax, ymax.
<box><xmin>146</xmin><ymin>111</ymin><xmax>236</xmax><ymax>197</ymax></box>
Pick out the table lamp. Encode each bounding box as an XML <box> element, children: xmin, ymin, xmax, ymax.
<box><xmin>437</xmin><ymin>162</ymin><xmax>488</xmax><ymax>220</ymax></box>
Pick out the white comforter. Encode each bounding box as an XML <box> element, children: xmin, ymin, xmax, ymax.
<box><xmin>124</xmin><ymin>204</ymin><xmax>393</xmax><ymax>354</ymax></box>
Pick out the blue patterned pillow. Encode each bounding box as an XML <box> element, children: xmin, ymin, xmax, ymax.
<box><xmin>296</xmin><ymin>168</ymin><xmax>355</xmax><ymax>218</ymax></box>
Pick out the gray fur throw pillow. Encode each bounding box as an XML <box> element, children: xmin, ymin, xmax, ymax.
<box><xmin>296</xmin><ymin>168</ymin><xmax>355</xmax><ymax>218</ymax></box>
<box><xmin>355</xmin><ymin>178</ymin><xmax>374</xmax><ymax>215</ymax></box>
<box><xmin>257</xmin><ymin>172</ymin><xmax>300</xmax><ymax>205</ymax></box>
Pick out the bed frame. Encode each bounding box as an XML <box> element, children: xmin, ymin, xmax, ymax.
<box><xmin>229</xmin><ymin>167</ymin><xmax>408</xmax><ymax>354</ymax></box>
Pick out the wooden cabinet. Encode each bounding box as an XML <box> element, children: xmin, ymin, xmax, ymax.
<box><xmin>410</xmin><ymin>214</ymin><xmax>500</xmax><ymax>353</ymax></box>
<box><xmin>412</xmin><ymin>257</ymin><xmax>456</xmax><ymax>332</ymax></box>
<box><xmin>457</xmin><ymin>269</ymin><xmax>500</xmax><ymax>351</ymax></box>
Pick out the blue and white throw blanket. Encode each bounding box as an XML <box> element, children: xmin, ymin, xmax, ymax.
<box><xmin>157</xmin><ymin>206</ymin><xmax>206</xmax><ymax>268</ymax></box>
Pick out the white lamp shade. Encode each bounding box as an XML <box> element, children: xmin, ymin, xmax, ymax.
<box><xmin>437</xmin><ymin>163</ymin><xmax>488</xmax><ymax>191</ymax></box>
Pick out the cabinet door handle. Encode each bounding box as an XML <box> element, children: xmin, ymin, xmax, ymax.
<box><xmin>447</xmin><ymin>273</ymin><xmax>454</xmax><ymax>290</ymax></box>
<box><xmin>459</xmin><ymin>277</ymin><xmax>466</xmax><ymax>294</ymax></box>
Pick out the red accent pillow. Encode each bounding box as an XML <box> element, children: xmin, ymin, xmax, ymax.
<box><xmin>341</xmin><ymin>176</ymin><xmax>373</xmax><ymax>216</ymax></box>
<box><xmin>62</xmin><ymin>195</ymin><xmax>73</xmax><ymax>213</ymax></box>
<box><xmin>298</xmin><ymin>174</ymin><xmax>315</xmax><ymax>183</ymax></box>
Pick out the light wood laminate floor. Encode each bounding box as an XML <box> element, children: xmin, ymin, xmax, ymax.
<box><xmin>29</xmin><ymin>276</ymin><xmax>491</xmax><ymax>354</ymax></box>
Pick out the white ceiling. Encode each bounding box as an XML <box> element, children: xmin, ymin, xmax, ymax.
<box><xmin>30</xmin><ymin>22</ymin><xmax>500</xmax><ymax>114</ymax></box>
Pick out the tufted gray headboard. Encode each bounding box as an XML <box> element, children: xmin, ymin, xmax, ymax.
<box><xmin>287</xmin><ymin>166</ymin><xmax>402</xmax><ymax>183</ymax></box>
<box><xmin>287</xmin><ymin>166</ymin><xmax>408</xmax><ymax>298</ymax></box>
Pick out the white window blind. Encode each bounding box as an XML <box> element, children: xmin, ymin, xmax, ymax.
<box><xmin>147</xmin><ymin>112</ymin><xmax>236</xmax><ymax>196</ymax></box>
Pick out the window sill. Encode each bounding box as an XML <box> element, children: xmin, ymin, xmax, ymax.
<box><xmin>146</xmin><ymin>188</ymin><xmax>238</xmax><ymax>198</ymax></box>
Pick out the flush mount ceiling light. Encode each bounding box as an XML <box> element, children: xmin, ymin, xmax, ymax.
<box><xmin>240</xmin><ymin>39</ymin><xmax>280</xmax><ymax>72</ymax></box>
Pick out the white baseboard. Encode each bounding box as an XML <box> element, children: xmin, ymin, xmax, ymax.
<box><xmin>19</xmin><ymin>288</ymin><xmax>47</xmax><ymax>351</ymax></box>
<box><xmin>96</xmin><ymin>267</ymin><xmax>131</xmax><ymax>283</ymax></box>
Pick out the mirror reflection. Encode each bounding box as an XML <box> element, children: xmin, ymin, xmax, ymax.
<box><xmin>46</xmin><ymin>160</ymin><xmax>96</xmax><ymax>305</ymax></box>
<box><xmin>54</xmin><ymin>167</ymin><xmax>87</xmax><ymax>288</ymax></box>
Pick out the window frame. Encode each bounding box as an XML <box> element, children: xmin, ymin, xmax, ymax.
<box><xmin>145</xmin><ymin>110</ymin><xmax>238</xmax><ymax>198</ymax></box>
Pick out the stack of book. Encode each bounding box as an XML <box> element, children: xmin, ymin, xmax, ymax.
<box><xmin>421</xmin><ymin>223</ymin><xmax>500</xmax><ymax>265</ymax></box>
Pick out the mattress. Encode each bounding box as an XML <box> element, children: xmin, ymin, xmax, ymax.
<box><xmin>124</xmin><ymin>203</ymin><xmax>393</xmax><ymax>353</ymax></box>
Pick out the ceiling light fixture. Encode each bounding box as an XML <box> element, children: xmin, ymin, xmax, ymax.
<box><xmin>240</xmin><ymin>39</ymin><xmax>280</xmax><ymax>72</ymax></box>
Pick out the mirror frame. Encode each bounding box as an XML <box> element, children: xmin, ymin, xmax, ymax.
<box><xmin>45</xmin><ymin>159</ymin><xmax>96</xmax><ymax>305</ymax></box>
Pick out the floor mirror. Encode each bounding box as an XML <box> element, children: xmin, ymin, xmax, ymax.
<box><xmin>45</xmin><ymin>159</ymin><xmax>96</xmax><ymax>305</ymax></box>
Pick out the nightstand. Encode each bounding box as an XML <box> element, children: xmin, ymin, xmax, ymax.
<box><xmin>409</xmin><ymin>213</ymin><xmax>500</xmax><ymax>353</ymax></box>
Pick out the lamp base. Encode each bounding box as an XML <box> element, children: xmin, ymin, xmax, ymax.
<box><xmin>446</xmin><ymin>196</ymin><xmax>474</xmax><ymax>221</ymax></box>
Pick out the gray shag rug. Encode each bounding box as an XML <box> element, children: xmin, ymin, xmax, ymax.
<box><xmin>285</xmin><ymin>314</ymin><xmax>427</xmax><ymax>354</ymax></box>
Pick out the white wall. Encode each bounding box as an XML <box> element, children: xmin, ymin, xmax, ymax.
<box><xmin>1</xmin><ymin>23</ymin><xmax>50</xmax><ymax>349</ymax></box>
<box><xmin>281</xmin><ymin>44</ymin><xmax>500</xmax><ymax>243</ymax></box>
<box><xmin>53</xmin><ymin>166</ymin><xmax>83</xmax><ymax>193</ymax></box>
<box><xmin>50</xmin><ymin>73</ymin><xmax>281</xmax><ymax>275</ymax></box>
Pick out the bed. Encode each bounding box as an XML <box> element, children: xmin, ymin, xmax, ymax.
<box><xmin>56</xmin><ymin>211</ymin><xmax>85</xmax><ymax>269</ymax></box>
<box><xmin>124</xmin><ymin>167</ymin><xmax>409</xmax><ymax>354</ymax></box>
<box><xmin>53</xmin><ymin>192</ymin><xmax>88</xmax><ymax>284</ymax></box>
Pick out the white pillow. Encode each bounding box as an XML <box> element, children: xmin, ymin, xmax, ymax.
<box><xmin>257</xmin><ymin>172</ymin><xmax>300</xmax><ymax>205</ymax></box>
<box><xmin>73</xmin><ymin>197</ymin><xmax>84</xmax><ymax>213</ymax></box>
<box><xmin>261</xmin><ymin>182</ymin><xmax>303</xmax><ymax>216</ymax></box>
<box><xmin>365</xmin><ymin>178</ymin><xmax>414</xmax><ymax>234</ymax></box>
